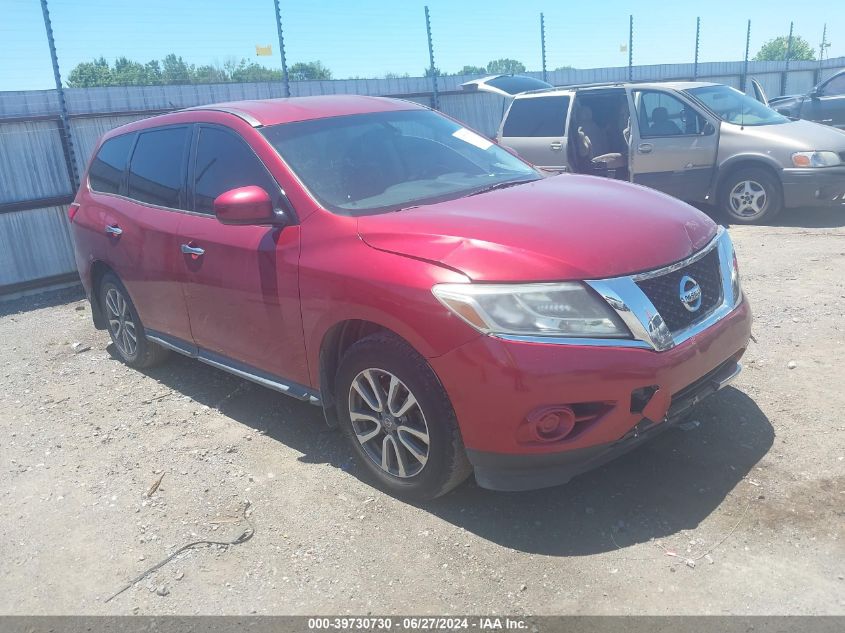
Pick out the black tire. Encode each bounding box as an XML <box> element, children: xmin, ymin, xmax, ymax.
<box><xmin>719</xmin><ymin>166</ymin><xmax>783</xmax><ymax>225</ymax></box>
<box><xmin>335</xmin><ymin>332</ymin><xmax>472</xmax><ymax>500</ymax></box>
<box><xmin>99</xmin><ymin>272</ymin><xmax>169</xmax><ymax>369</ymax></box>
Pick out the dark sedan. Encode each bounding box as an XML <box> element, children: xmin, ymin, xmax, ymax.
<box><xmin>766</xmin><ymin>69</ymin><xmax>845</xmax><ymax>130</ymax></box>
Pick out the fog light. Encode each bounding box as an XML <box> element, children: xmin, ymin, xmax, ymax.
<box><xmin>526</xmin><ymin>406</ymin><xmax>576</xmax><ymax>442</ymax></box>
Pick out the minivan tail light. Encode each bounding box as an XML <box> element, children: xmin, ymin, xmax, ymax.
<box><xmin>67</xmin><ymin>203</ymin><xmax>80</xmax><ymax>223</ymax></box>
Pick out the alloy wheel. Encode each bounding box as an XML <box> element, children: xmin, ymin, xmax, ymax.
<box><xmin>728</xmin><ymin>179</ymin><xmax>768</xmax><ymax>219</ymax></box>
<box><xmin>105</xmin><ymin>287</ymin><xmax>137</xmax><ymax>359</ymax></box>
<box><xmin>347</xmin><ymin>368</ymin><xmax>431</xmax><ymax>478</ymax></box>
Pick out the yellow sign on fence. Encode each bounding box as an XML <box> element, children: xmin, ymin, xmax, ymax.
<box><xmin>255</xmin><ymin>44</ymin><xmax>272</xmax><ymax>57</ymax></box>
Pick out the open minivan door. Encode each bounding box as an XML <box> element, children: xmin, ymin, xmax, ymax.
<box><xmin>497</xmin><ymin>90</ymin><xmax>576</xmax><ymax>172</ymax></box>
<box><xmin>461</xmin><ymin>74</ymin><xmax>553</xmax><ymax>98</ymax></box>
<box><xmin>627</xmin><ymin>87</ymin><xmax>719</xmax><ymax>202</ymax></box>
<box><xmin>750</xmin><ymin>78</ymin><xmax>769</xmax><ymax>105</ymax></box>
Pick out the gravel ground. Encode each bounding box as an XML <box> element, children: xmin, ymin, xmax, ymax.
<box><xmin>1</xmin><ymin>209</ymin><xmax>843</xmax><ymax>615</ymax></box>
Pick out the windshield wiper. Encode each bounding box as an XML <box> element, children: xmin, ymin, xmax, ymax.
<box><xmin>466</xmin><ymin>177</ymin><xmax>539</xmax><ymax>197</ymax></box>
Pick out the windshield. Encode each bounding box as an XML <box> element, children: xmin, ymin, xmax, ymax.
<box><xmin>261</xmin><ymin>109</ymin><xmax>539</xmax><ymax>215</ymax></box>
<box><xmin>686</xmin><ymin>85</ymin><xmax>789</xmax><ymax>126</ymax></box>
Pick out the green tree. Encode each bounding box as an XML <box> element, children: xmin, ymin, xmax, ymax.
<box><xmin>554</xmin><ymin>65</ymin><xmax>574</xmax><ymax>71</ymax></box>
<box><xmin>111</xmin><ymin>56</ymin><xmax>161</xmax><ymax>86</ymax></box>
<box><xmin>65</xmin><ymin>54</ymin><xmax>330</xmax><ymax>87</ymax></box>
<box><xmin>288</xmin><ymin>61</ymin><xmax>332</xmax><ymax>81</ymax></box>
<box><xmin>66</xmin><ymin>57</ymin><xmax>112</xmax><ymax>88</ymax></box>
<box><xmin>193</xmin><ymin>64</ymin><xmax>228</xmax><ymax>84</ymax></box>
<box><xmin>161</xmin><ymin>54</ymin><xmax>192</xmax><ymax>84</ymax></box>
<box><xmin>231</xmin><ymin>61</ymin><xmax>282</xmax><ymax>82</ymax></box>
<box><xmin>486</xmin><ymin>58</ymin><xmax>526</xmax><ymax>74</ymax></box>
<box><xmin>424</xmin><ymin>66</ymin><xmax>445</xmax><ymax>77</ymax></box>
<box><xmin>753</xmin><ymin>35</ymin><xmax>815</xmax><ymax>61</ymax></box>
<box><xmin>457</xmin><ymin>65</ymin><xmax>487</xmax><ymax>75</ymax></box>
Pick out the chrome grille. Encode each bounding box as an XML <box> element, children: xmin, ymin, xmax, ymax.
<box><xmin>636</xmin><ymin>248</ymin><xmax>723</xmax><ymax>332</ymax></box>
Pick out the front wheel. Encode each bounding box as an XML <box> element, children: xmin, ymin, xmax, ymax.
<box><xmin>335</xmin><ymin>332</ymin><xmax>472</xmax><ymax>500</ymax></box>
<box><xmin>719</xmin><ymin>167</ymin><xmax>783</xmax><ymax>224</ymax></box>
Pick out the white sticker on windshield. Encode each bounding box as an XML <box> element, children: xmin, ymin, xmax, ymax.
<box><xmin>452</xmin><ymin>127</ymin><xmax>493</xmax><ymax>151</ymax></box>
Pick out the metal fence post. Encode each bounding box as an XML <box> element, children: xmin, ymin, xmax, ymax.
<box><xmin>540</xmin><ymin>13</ymin><xmax>548</xmax><ymax>83</ymax></box>
<box><xmin>781</xmin><ymin>21</ymin><xmax>793</xmax><ymax>96</ymax></box>
<box><xmin>742</xmin><ymin>19</ymin><xmax>751</xmax><ymax>91</ymax></box>
<box><xmin>39</xmin><ymin>0</ymin><xmax>78</xmax><ymax>190</ymax></box>
<box><xmin>693</xmin><ymin>17</ymin><xmax>700</xmax><ymax>79</ymax></box>
<box><xmin>424</xmin><ymin>6</ymin><xmax>439</xmax><ymax>110</ymax></box>
<box><xmin>815</xmin><ymin>23</ymin><xmax>828</xmax><ymax>85</ymax></box>
<box><xmin>628</xmin><ymin>15</ymin><xmax>634</xmax><ymax>82</ymax></box>
<box><xmin>273</xmin><ymin>0</ymin><xmax>291</xmax><ymax>97</ymax></box>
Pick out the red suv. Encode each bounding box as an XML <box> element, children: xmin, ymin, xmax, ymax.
<box><xmin>69</xmin><ymin>96</ymin><xmax>752</xmax><ymax>499</ymax></box>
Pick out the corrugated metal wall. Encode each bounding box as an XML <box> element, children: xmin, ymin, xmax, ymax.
<box><xmin>1</xmin><ymin>56</ymin><xmax>844</xmax><ymax>294</ymax></box>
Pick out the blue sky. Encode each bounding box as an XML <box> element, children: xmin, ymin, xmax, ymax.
<box><xmin>1</xmin><ymin>0</ymin><xmax>842</xmax><ymax>91</ymax></box>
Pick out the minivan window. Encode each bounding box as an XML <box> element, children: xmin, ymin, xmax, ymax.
<box><xmin>262</xmin><ymin>109</ymin><xmax>538</xmax><ymax>216</ymax></box>
<box><xmin>127</xmin><ymin>127</ymin><xmax>190</xmax><ymax>208</ymax></box>
<box><xmin>89</xmin><ymin>133</ymin><xmax>135</xmax><ymax>194</ymax></box>
<box><xmin>193</xmin><ymin>127</ymin><xmax>280</xmax><ymax>215</ymax></box>
<box><xmin>686</xmin><ymin>85</ymin><xmax>789</xmax><ymax>126</ymax></box>
<box><xmin>502</xmin><ymin>96</ymin><xmax>570</xmax><ymax>137</ymax></box>
<box><xmin>634</xmin><ymin>90</ymin><xmax>706</xmax><ymax>137</ymax></box>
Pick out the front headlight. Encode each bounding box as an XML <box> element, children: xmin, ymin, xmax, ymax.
<box><xmin>791</xmin><ymin>151</ymin><xmax>842</xmax><ymax>167</ymax></box>
<box><xmin>432</xmin><ymin>282</ymin><xmax>630</xmax><ymax>338</ymax></box>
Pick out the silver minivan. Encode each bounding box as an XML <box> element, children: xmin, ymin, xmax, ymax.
<box><xmin>491</xmin><ymin>80</ymin><xmax>845</xmax><ymax>224</ymax></box>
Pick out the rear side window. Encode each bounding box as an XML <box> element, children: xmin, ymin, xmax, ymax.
<box><xmin>502</xmin><ymin>96</ymin><xmax>570</xmax><ymax>137</ymax></box>
<box><xmin>88</xmin><ymin>134</ymin><xmax>135</xmax><ymax>194</ymax></box>
<box><xmin>193</xmin><ymin>127</ymin><xmax>280</xmax><ymax>215</ymax></box>
<box><xmin>127</xmin><ymin>127</ymin><xmax>190</xmax><ymax>209</ymax></box>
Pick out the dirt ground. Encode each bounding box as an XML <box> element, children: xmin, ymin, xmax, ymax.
<box><xmin>1</xmin><ymin>208</ymin><xmax>843</xmax><ymax>616</ymax></box>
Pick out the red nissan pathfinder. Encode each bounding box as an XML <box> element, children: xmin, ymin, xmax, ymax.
<box><xmin>68</xmin><ymin>96</ymin><xmax>751</xmax><ymax>499</ymax></box>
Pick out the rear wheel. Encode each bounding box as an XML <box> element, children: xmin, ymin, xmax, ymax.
<box><xmin>720</xmin><ymin>167</ymin><xmax>783</xmax><ymax>224</ymax></box>
<box><xmin>99</xmin><ymin>273</ymin><xmax>169</xmax><ymax>369</ymax></box>
<box><xmin>335</xmin><ymin>332</ymin><xmax>472</xmax><ymax>500</ymax></box>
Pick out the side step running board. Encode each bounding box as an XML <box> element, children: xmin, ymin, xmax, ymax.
<box><xmin>145</xmin><ymin>330</ymin><xmax>321</xmax><ymax>406</ymax></box>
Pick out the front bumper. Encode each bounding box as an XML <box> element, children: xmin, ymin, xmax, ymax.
<box><xmin>429</xmin><ymin>299</ymin><xmax>752</xmax><ymax>491</ymax></box>
<box><xmin>781</xmin><ymin>166</ymin><xmax>845</xmax><ymax>208</ymax></box>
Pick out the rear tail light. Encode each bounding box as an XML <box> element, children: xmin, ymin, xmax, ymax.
<box><xmin>67</xmin><ymin>203</ymin><xmax>80</xmax><ymax>223</ymax></box>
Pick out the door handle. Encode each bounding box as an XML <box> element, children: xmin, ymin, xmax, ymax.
<box><xmin>550</xmin><ymin>141</ymin><xmax>563</xmax><ymax>151</ymax></box>
<box><xmin>105</xmin><ymin>224</ymin><xmax>123</xmax><ymax>236</ymax></box>
<box><xmin>637</xmin><ymin>143</ymin><xmax>653</xmax><ymax>154</ymax></box>
<box><xmin>180</xmin><ymin>244</ymin><xmax>205</xmax><ymax>257</ymax></box>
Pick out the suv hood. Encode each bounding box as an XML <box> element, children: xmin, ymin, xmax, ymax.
<box><xmin>357</xmin><ymin>175</ymin><xmax>716</xmax><ymax>281</ymax></box>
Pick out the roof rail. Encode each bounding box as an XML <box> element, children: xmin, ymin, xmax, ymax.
<box><xmin>518</xmin><ymin>78</ymin><xmax>703</xmax><ymax>96</ymax></box>
<box><xmin>183</xmin><ymin>105</ymin><xmax>262</xmax><ymax>127</ymax></box>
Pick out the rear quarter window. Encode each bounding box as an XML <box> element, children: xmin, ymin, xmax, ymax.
<box><xmin>502</xmin><ymin>96</ymin><xmax>570</xmax><ymax>137</ymax></box>
<box><xmin>88</xmin><ymin>133</ymin><xmax>135</xmax><ymax>194</ymax></box>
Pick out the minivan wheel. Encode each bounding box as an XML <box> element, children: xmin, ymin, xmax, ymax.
<box><xmin>99</xmin><ymin>273</ymin><xmax>169</xmax><ymax>369</ymax></box>
<box><xmin>720</xmin><ymin>167</ymin><xmax>783</xmax><ymax>224</ymax></box>
<box><xmin>335</xmin><ymin>332</ymin><xmax>472</xmax><ymax>500</ymax></box>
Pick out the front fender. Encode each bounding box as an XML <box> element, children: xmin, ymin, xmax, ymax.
<box><xmin>299</xmin><ymin>217</ymin><xmax>480</xmax><ymax>388</ymax></box>
<box><xmin>712</xmin><ymin>153</ymin><xmax>784</xmax><ymax>197</ymax></box>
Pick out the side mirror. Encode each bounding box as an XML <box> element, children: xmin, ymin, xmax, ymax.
<box><xmin>702</xmin><ymin>121</ymin><xmax>716</xmax><ymax>136</ymax></box>
<box><xmin>214</xmin><ymin>186</ymin><xmax>284</xmax><ymax>226</ymax></box>
<box><xmin>809</xmin><ymin>87</ymin><xmax>822</xmax><ymax>99</ymax></box>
